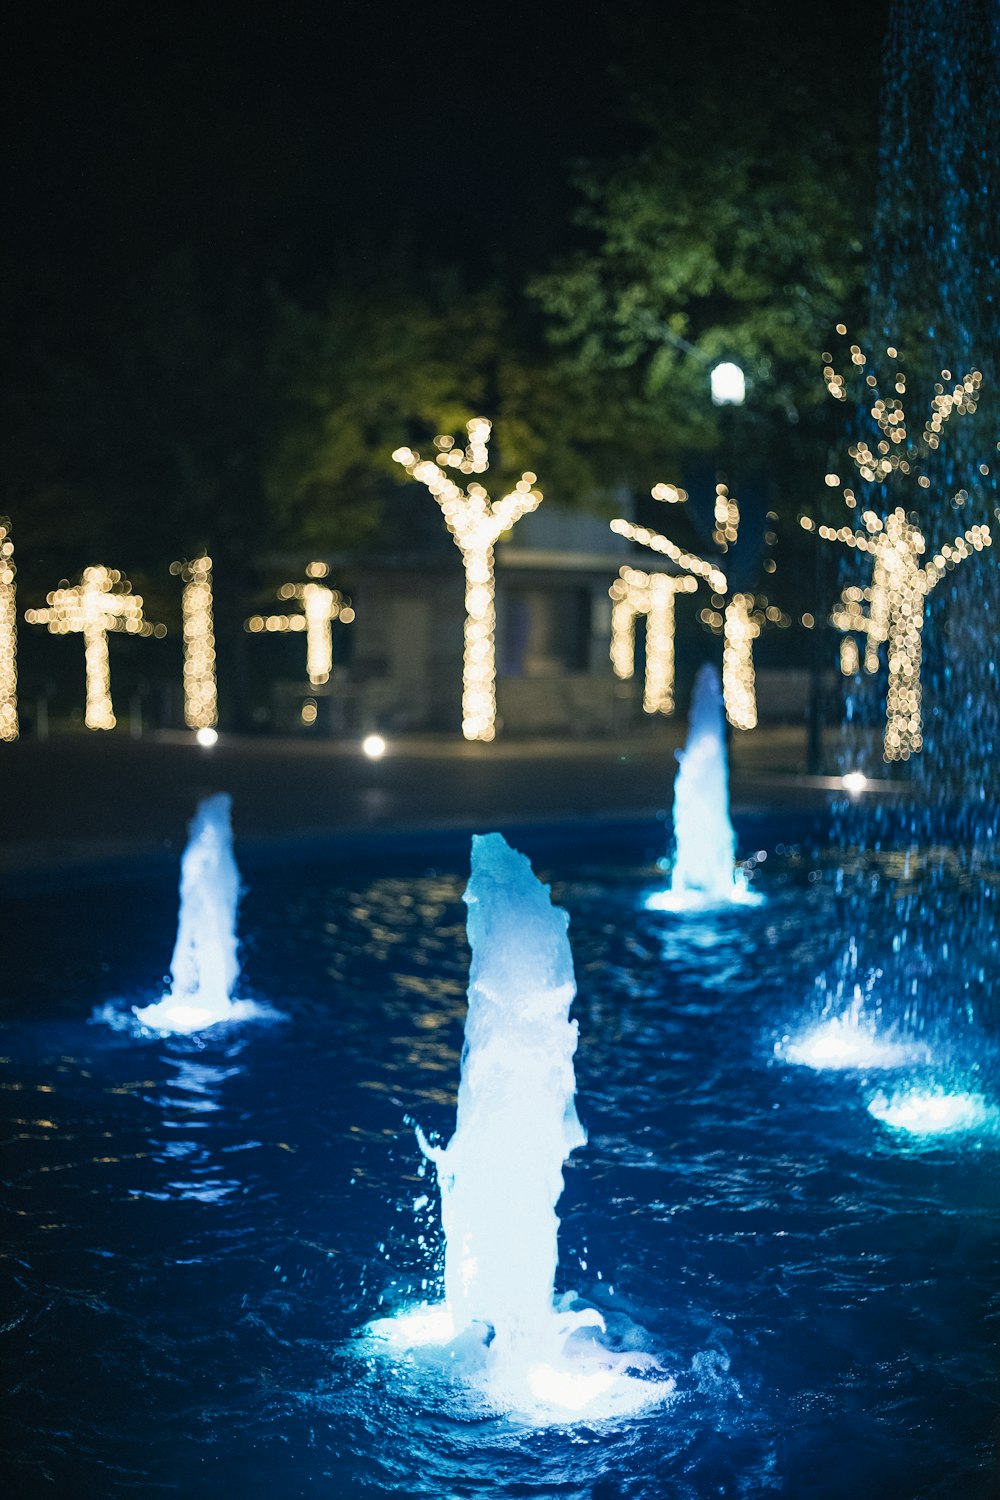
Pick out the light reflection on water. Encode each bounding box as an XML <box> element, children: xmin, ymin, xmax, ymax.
<box><xmin>0</xmin><ymin>841</ymin><xmax>996</xmax><ymax>1498</ymax></box>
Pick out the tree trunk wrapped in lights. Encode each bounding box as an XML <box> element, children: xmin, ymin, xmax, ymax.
<box><xmin>611</xmin><ymin>482</ymin><xmax>784</xmax><ymax>731</ymax></box>
<box><xmin>609</xmin><ymin>565</ymin><xmax>697</xmax><ymax>715</ymax></box>
<box><xmin>0</xmin><ymin>519</ymin><xmax>17</xmax><ymax>742</ymax></box>
<box><xmin>805</xmin><ymin>507</ymin><xmax>991</xmax><ymax>760</ymax></box>
<box><xmin>174</xmin><ymin>555</ymin><xmax>218</xmax><ymax>731</ymax></box>
<box><xmin>24</xmin><ymin>565</ymin><xmax>164</xmax><ymax>730</ymax></box>
<box><xmin>393</xmin><ymin>419</ymin><xmax>542</xmax><ymax>742</ymax></box>
<box><xmin>245</xmin><ymin>561</ymin><xmax>355</xmax><ymax>688</ymax></box>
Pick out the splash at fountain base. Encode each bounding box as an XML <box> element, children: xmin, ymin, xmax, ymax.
<box><xmin>130</xmin><ymin>996</ymin><xmax>269</xmax><ymax>1034</ymax></box>
<box><xmin>365</xmin><ymin>1292</ymin><xmax>675</xmax><ymax>1424</ymax></box>
<box><xmin>777</xmin><ymin>1006</ymin><xmax>931</xmax><ymax>1071</ymax></box>
<box><xmin>644</xmin><ymin>873</ymin><xmax>763</xmax><ymax>913</ymax></box>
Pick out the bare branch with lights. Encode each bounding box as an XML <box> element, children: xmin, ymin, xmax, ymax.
<box><xmin>393</xmin><ymin>418</ymin><xmax>542</xmax><ymax>742</ymax></box>
<box><xmin>805</xmin><ymin>328</ymin><xmax>995</xmax><ymax>761</ymax></box>
<box><xmin>171</xmin><ymin>555</ymin><xmax>218</xmax><ymax>731</ymax></box>
<box><xmin>611</xmin><ymin>482</ymin><xmax>786</xmax><ymax>731</ymax></box>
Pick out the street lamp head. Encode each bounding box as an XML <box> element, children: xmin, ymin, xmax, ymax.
<box><xmin>711</xmin><ymin>361</ymin><xmax>746</xmax><ymax>406</ymax></box>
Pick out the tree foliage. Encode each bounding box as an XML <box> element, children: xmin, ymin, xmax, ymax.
<box><xmin>530</xmin><ymin>6</ymin><xmax>879</xmax><ymax>487</ymax></box>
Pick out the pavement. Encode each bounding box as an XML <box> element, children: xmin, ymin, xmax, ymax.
<box><xmin>0</xmin><ymin>724</ymin><xmax>885</xmax><ymax>886</ymax></box>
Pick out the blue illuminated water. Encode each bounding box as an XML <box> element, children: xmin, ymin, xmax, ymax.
<box><xmin>0</xmin><ymin>823</ymin><xmax>996</xmax><ymax>1498</ymax></box>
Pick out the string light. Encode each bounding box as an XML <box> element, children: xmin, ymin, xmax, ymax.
<box><xmin>609</xmin><ymin>566</ymin><xmax>697</xmax><ymax>714</ymax></box>
<box><xmin>612</xmin><ymin>482</ymin><xmax>785</xmax><ymax>730</ymax></box>
<box><xmin>393</xmin><ymin>418</ymin><xmax>542</xmax><ymax>742</ymax></box>
<box><xmin>0</xmin><ymin>518</ymin><xmax>16</xmax><ymax>741</ymax></box>
<box><xmin>25</xmin><ymin>565</ymin><xmax>165</xmax><ymax>730</ymax></box>
<box><xmin>721</xmin><ymin>592</ymin><xmax>761</xmax><ymax>731</ymax></box>
<box><xmin>171</xmin><ymin>555</ymin><xmax>217</xmax><ymax>731</ymax></box>
<box><xmin>245</xmin><ymin>562</ymin><xmax>354</xmax><ymax>687</ymax></box>
<box><xmin>806</xmin><ymin>331</ymin><xmax>995</xmax><ymax>760</ymax></box>
<box><xmin>812</xmin><ymin>508</ymin><xmax>992</xmax><ymax>759</ymax></box>
<box><xmin>840</xmin><ymin>634</ymin><xmax>861</xmax><ymax>676</ymax></box>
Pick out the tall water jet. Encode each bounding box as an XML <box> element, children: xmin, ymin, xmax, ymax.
<box><xmin>803</xmin><ymin>0</ymin><xmax>1000</xmax><ymax>1065</ymax></box>
<box><xmin>133</xmin><ymin>794</ymin><xmax>254</xmax><ymax>1034</ymax></box>
<box><xmin>370</xmin><ymin>834</ymin><xmax>669</xmax><ymax>1419</ymax></box>
<box><xmin>420</xmin><ymin>833</ymin><xmax>584</xmax><ymax>1358</ymax></box>
<box><xmin>645</xmin><ymin>664</ymin><xmax>759</xmax><ymax>910</ymax></box>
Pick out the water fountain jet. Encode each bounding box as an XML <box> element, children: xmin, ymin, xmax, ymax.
<box><xmin>368</xmin><ymin>833</ymin><xmax>671</xmax><ymax>1420</ymax></box>
<box><xmin>133</xmin><ymin>794</ymin><xmax>261</xmax><ymax>1034</ymax></box>
<box><xmin>645</xmin><ymin>665</ymin><xmax>761</xmax><ymax>911</ymax></box>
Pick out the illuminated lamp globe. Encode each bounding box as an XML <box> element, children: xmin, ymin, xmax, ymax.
<box><xmin>196</xmin><ymin>726</ymin><xmax>219</xmax><ymax>748</ymax></box>
<box><xmin>710</xmin><ymin>361</ymin><xmax>746</xmax><ymax>407</ymax></box>
<box><xmin>362</xmin><ymin>733</ymin><xmax>387</xmax><ymax>760</ymax></box>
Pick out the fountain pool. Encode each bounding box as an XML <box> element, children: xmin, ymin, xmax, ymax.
<box><xmin>0</xmin><ymin>819</ymin><xmax>996</xmax><ymax>1498</ymax></box>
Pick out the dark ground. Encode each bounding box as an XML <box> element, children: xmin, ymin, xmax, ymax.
<box><xmin>0</xmin><ymin>725</ymin><xmax>885</xmax><ymax>888</ymax></box>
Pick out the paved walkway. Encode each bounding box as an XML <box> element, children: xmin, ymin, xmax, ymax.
<box><xmin>0</xmin><ymin>723</ymin><xmax>880</xmax><ymax>884</ymax></box>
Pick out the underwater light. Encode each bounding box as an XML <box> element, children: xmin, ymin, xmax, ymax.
<box><xmin>362</xmin><ymin>733</ymin><xmax>387</xmax><ymax>759</ymax></box>
<box><xmin>841</xmin><ymin>770</ymin><xmax>868</xmax><ymax>795</ymax></box>
<box><xmin>868</xmin><ymin>1088</ymin><xmax>993</xmax><ymax>1136</ymax></box>
<box><xmin>781</xmin><ymin>1011</ymin><xmax>928</xmax><ymax>1070</ymax></box>
<box><xmin>196</xmin><ymin>726</ymin><xmax>218</xmax><ymax>748</ymax></box>
<box><xmin>645</xmin><ymin>664</ymin><xmax>763</xmax><ymax>910</ymax></box>
<box><xmin>525</xmin><ymin>1363</ymin><xmax>617</xmax><ymax>1411</ymax></box>
<box><xmin>369</xmin><ymin>1304</ymin><xmax>455</xmax><ymax>1349</ymax></box>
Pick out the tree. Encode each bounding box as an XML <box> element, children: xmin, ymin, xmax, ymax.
<box><xmin>529</xmin><ymin>6</ymin><xmax>880</xmax><ymax>497</ymax></box>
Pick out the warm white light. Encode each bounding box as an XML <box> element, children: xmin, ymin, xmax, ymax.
<box><xmin>394</xmin><ymin>419</ymin><xmax>542</xmax><ymax>742</ymax></box>
<box><xmin>196</xmin><ymin>726</ymin><xmax>218</xmax><ymax>748</ymax></box>
<box><xmin>246</xmin><ymin>565</ymin><xmax>352</xmax><ymax>686</ymax></box>
<box><xmin>25</xmin><ymin>564</ymin><xmax>163</xmax><ymax>730</ymax></box>
<box><xmin>609</xmin><ymin>566</ymin><xmax>697</xmax><ymax>714</ymax></box>
<box><xmin>840</xmin><ymin>634</ymin><xmax>860</xmax><ymax>675</ymax></box>
<box><xmin>613</xmin><ymin>481</ymin><xmax>783</xmax><ymax>730</ymax></box>
<box><xmin>780</xmin><ymin>1010</ymin><xmax>928</xmax><ymax>1070</ymax></box>
<box><xmin>0</xmin><ymin>518</ymin><xmax>17</xmax><ymax>741</ymax></box>
<box><xmin>841</xmin><ymin>770</ymin><xmax>867</xmax><ymax>795</ymax></box>
<box><xmin>362</xmin><ymin>733</ymin><xmax>387</xmax><ymax>759</ymax></box>
<box><xmin>177</xmin><ymin>555</ymin><xmax>218</xmax><ymax>731</ymax></box>
<box><xmin>721</xmin><ymin>594</ymin><xmax>759</xmax><ymax>731</ymax></box>
<box><xmin>710</xmin><ymin>361</ymin><xmax>746</xmax><ymax>406</ymax></box>
<box><xmin>822</xmin><ymin>507</ymin><xmax>992</xmax><ymax>760</ymax></box>
<box><xmin>814</xmin><ymin>345</ymin><xmax>993</xmax><ymax>760</ymax></box>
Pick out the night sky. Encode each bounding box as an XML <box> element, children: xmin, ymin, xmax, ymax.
<box><xmin>3</xmin><ymin>0</ymin><xmax>884</xmax><ymax>345</ymax></box>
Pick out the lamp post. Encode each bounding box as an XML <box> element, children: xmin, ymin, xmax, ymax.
<box><xmin>710</xmin><ymin>361</ymin><xmax>746</xmax><ymax>408</ymax></box>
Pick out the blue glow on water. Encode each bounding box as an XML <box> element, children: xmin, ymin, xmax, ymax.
<box><xmin>868</xmin><ymin>1086</ymin><xmax>998</xmax><ymax>1139</ymax></box>
<box><xmin>1</xmin><ymin>827</ymin><xmax>996</xmax><ymax>1495</ymax></box>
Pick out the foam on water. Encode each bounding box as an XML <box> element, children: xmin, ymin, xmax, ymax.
<box><xmin>367</xmin><ymin>833</ymin><xmax>672</xmax><ymax>1421</ymax></box>
<box><xmin>779</xmin><ymin>996</ymin><xmax>931</xmax><ymax>1071</ymax></box>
